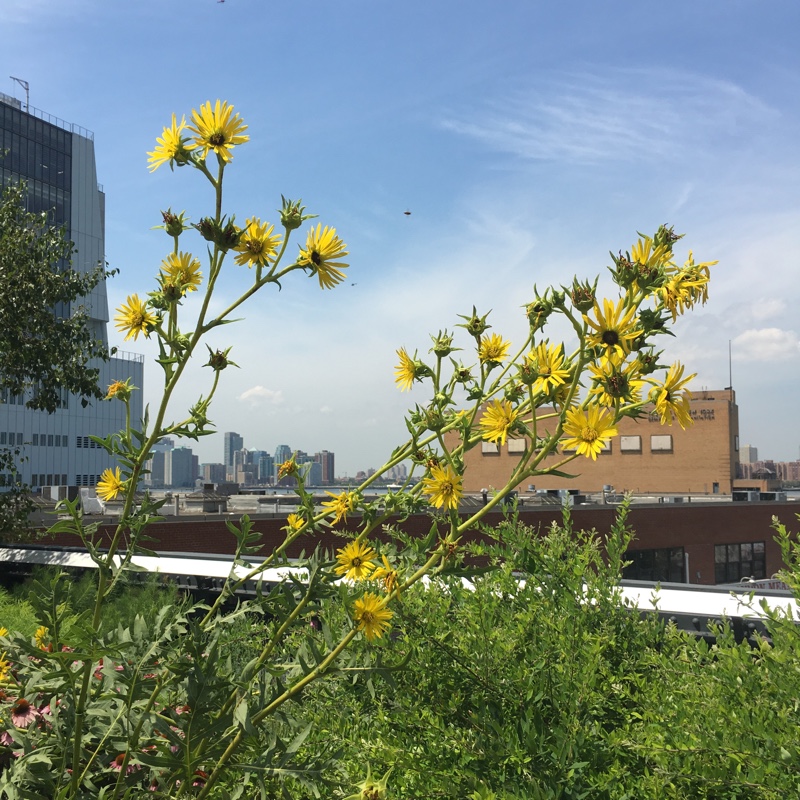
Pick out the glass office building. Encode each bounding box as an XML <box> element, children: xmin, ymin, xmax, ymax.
<box><xmin>0</xmin><ymin>92</ymin><xmax>144</xmax><ymax>494</ymax></box>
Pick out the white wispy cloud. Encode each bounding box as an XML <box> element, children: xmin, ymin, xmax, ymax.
<box><xmin>733</xmin><ymin>328</ymin><xmax>800</xmax><ymax>362</ymax></box>
<box><xmin>439</xmin><ymin>69</ymin><xmax>776</xmax><ymax>164</ymax></box>
<box><xmin>237</xmin><ymin>386</ymin><xmax>285</xmax><ymax>408</ymax></box>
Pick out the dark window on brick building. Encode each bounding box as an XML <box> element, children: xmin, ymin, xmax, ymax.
<box><xmin>715</xmin><ymin>542</ymin><xmax>765</xmax><ymax>583</ymax></box>
<box><xmin>624</xmin><ymin>547</ymin><xmax>685</xmax><ymax>583</ymax></box>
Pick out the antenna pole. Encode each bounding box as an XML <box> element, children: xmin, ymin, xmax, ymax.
<box><xmin>9</xmin><ymin>76</ymin><xmax>29</xmax><ymax>111</ymax></box>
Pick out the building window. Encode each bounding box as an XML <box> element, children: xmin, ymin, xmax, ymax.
<box><xmin>481</xmin><ymin>442</ymin><xmax>499</xmax><ymax>454</ymax></box>
<box><xmin>507</xmin><ymin>439</ymin><xmax>525</xmax><ymax>454</ymax></box>
<box><xmin>32</xmin><ymin>434</ymin><xmax>39</xmax><ymax>446</ymax></box>
<box><xmin>714</xmin><ymin>542</ymin><xmax>766</xmax><ymax>583</ymax></box>
<box><xmin>624</xmin><ymin>547</ymin><xmax>685</xmax><ymax>583</ymax></box>
<box><xmin>650</xmin><ymin>434</ymin><xmax>673</xmax><ymax>452</ymax></box>
<box><xmin>620</xmin><ymin>435</ymin><xmax>641</xmax><ymax>453</ymax></box>
<box><xmin>47</xmin><ymin>434</ymin><xmax>54</xmax><ymax>447</ymax></box>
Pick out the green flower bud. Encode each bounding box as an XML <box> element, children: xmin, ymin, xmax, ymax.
<box><xmin>569</xmin><ymin>277</ymin><xmax>597</xmax><ymax>313</ymax></box>
<box><xmin>653</xmin><ymin>223</ymin><xmax>683</xmax><ymax>250</ymax></box>
<box><xmin>279</xmin><ymin>195</ymin><xmax>317</xmax><ymax>231</ymax></box>
<box><xmin>609</xmin><ymin>251</ymin><xmax>638</xmax><ymax>288</ymax></box>
<box><xmin>456</xmin><ymin>306</ymin><xmax>491</xmax><ymax>338</ymax></box>
<box><xmin>430</xmin><ymin>330</ymin><xmax>457</xmax><ymax>358</ymax></box>
<box><xmin>204</xmin><ymin>345</ymin><xmax>237</xmax><ymax>372</ymax></box>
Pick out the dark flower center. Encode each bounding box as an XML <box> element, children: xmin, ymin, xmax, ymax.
<box><xmin>311</xmin><ymin>250</ymin><xmax>322</xmax><ymax>266</ymax></box>
<box><xmin>352</xmin><ymin>557</ymin><xmax>363</xmax><ymax>567</ymax></box>
<box><xmin>601</xmin><ymin>330</ymin><xmax>620</xmax><ymax>346</ymax></box>
<box><xmin>209</xmin><ymin>132</ymin><xmax>226</xmax><ymax>147</ymax></box>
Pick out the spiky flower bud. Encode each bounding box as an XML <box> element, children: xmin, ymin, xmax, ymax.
<box><xmin>430</xmin><ymin>330</ymin><xmax>456</xmax><ymax>358</ymax></box>
<box><xmin>569</xmin><ymin>277</ymin><xmax>597</xmax><ymax>313</ymax></box>
<box><xmin>204</xmin><ymin>345</ymin><xmax>237</xmax><ymax>372</ymax></box>
<box><xmin>456</xmin><ymin>306</ymin><xmax>491</xmax><ymax>338</ymax></box>
<box><xmin>279</xmin><ymin>196</ymin><xmax>317</xmax><ymax>231</ymax></box>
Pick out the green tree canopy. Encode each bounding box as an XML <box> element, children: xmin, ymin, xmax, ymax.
<box><xmin>0</xmin><ymin>180</ymin><xmax>111</xmax><ymax>413</ymax></box>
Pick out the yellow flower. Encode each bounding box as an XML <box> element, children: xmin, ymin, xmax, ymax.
<box><xmin>34</xmin><ymin>626</ymin><xmax>49</xmax><ymax>649</ymax></box>
<box><xmin>234</xmin><ymin>217</ymin><xmax>282</xmax><ymax>268</ymax></box>
<box><xmin>160</xmin><ymin>251</ymin><xmax>202</xmax><ymax>293</ymax></box>
<box><xmin>394</xmin><ymin>348</ymin><xmax>418</xmax><ymax>391</ymax></box>
<box><xmin>372</xmin><ymin>554</ymin><xmax>400</xmax><ymax>596</ymax></box>
<box><xmin>97</xmin><ymin>467</ymin><xmax>125</xmax><ymax>502</ymax></box>
<box><xmin>631</xmin><ymin>235</ymin><xmax>672</xmax><ymax>272</ymax></box>
<box><xmin>105</xmin><ymin>379</ymin><xmax>133</xmax><ymax>401</ymax></box>
<box><xmin>0</xmin><ymin>626</ymin><xmax>8</xmax><ymax>637</ymax></box>
<box><xmin>298</xmin><ymin>224</ymin><xmax>349</xmax><ymax>289</ymax></box>
<box><xmin>478</xmin><ymin>332</ymin><xmax>511</xmax><ymax>364</ymax></box>
<box><xmin>651</xmin><ymin>362</ymin><xmax>695</xmax><ymax>429</ymax></box>
<box><xmin>588</xmin><ymin>358</ymin><xmax>644</xmax><ymax>407</ymax></box>
<box><xmin>353</xmin><ymin>592</ymin><xmax>393</xmax><ymax>641</ymax></box>
<box><xmin>322</xmin><ymin>491</ymin><xmax>357</xmax><ymax>525</ymax></box>
<box><xmin>527</xmin><ymin>341</ymin><xmax>571</xmax><ymax>394</ymax></box>
<box><xmin>335</xmin><ymin>540</ymin><xmax>377</xmax><ymax>581</ymax></box>
<box><xmin>659</xmin><ymin>251</ymin><xmax>715</xmax><ymax>320</ymax></box>
<box><xmin>478</xmin><ymin>399</ymin><xmax>519</xmax><ymax>447</ymax></box>
<box><xmin>421</xmin><ymin>463</ymin><xmax>462</xmax><ymax>510</ymax></box>
<box><xmin>286</xmin><ymin>513</ymin><xmax>305</xmax><ymax>532</ymax></box>
<box><xmin>147</xmin><ymin>114</ymin><xmax>196</xmax><ymax>172</ymax></box>
<box><xmin>0</xmin><ymin>651</ymin><xmax>10</xmax><ymax>683</ymax></box>
<box><xmin>188</xmin><ymin>100</ymin><xmax>249</xmax><ymax>163</ymax></box>
<box><xmin>114</xmin><ymin>295</ymin><xmax>157</xmax><ymax>342</ymax></box>
<box><xmin>562</xmin><ymin>404</ymin><xmax>618</xmax><ymax>460</ymax></box>
<box><xmin>584</xmin><ymin>298</ymin><xmax>640</xmax><ymax>360</ymax></box>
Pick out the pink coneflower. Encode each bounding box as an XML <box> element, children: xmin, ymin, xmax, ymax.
<box><xmin>192</xmin><ymin>769</ymin><xmax>208</xmax><ymax>787</ymax></box>
<box><xmin>11</xmin><ymin>698</ymin><xmax>38</xmax><ymax>727</ymax></box>
<box><xmin>109</xmin><ymin>753</ymin><xmax>137</xmax><ymax>774</ymax></box>
<box><xmin>0</xmin><ymin>730</ymin><xmax>13</xmax><ymax>746</ymax></box>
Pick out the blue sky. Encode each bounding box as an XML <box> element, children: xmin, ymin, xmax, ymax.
<box><xmin>3</xmin><ymin>0</ymin><xmax>799</xmax><ymax>476</ymax></box>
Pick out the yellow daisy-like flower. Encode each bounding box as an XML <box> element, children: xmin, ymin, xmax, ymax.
<box><xmin>97</xmin><ymin>467</ymin><xmax>125</xmax><ymax>502</ymax></box>
<box><xmin>286</xmin><ymin>513</ymin><xmax>305</xmax><ymax>532</ymax></box>
<box><xmin>394</xmin><ymin>347</ymin><xmax>418</xmax><ymax>391</ymax></box>
<box><xmin>478</xmin><ymin>399</ymin><xmax>519</xmax><ymax>447</ymax></box>
<box><xmin>631</xmin><ymin>235</ymin><xmax>672</xmax><ymax>272</ymax></box>
<box><xmin>298</xmin><ymin>224</ymin><xmax>349</xmax><ymax>289</ymax></box>
<box><xmin>234</xmin><ymin>217</ymin><xmax>282</xmax><ymax>268</ymax></box>
<box><xmin>478</xmin><ymin>332</ymin><xmax>511</xmax><ymax>364</ymax></box>
<box><xmin>651</xmin><ymin>362</ymin><xmax>695</xmax><ymax>429</ymax></box>
<box><xmin>188</xmin><ymin>99</ymin><xmax>249</xmax><ymax>163</ymax></box>
<box><xmin>114</xmin><ymin>295</ymin><xmax>157</xmax><ymax>342</ymax></box>
<box><xmin>105</xmin><ymin>379</ymin><xmax>132</xmax><ymax>401</ymax></box>
<box><xmin>562</xmin><ymin>404</ymin><xmax>619</xmax><ymax>461</ymax></box>
<box><xmin>334</xmin><ymin>540</ymin><xmax>377</xmax><ymax>581</ymax></box>
<box><xmin>372</xmin><ymin>554</ymin><xmax>400</xmax><ymax>596</ymax></box>
<box><xmin>147</xmin><ymin>114</ymin><xmax>196</xmax><ymax>172</ymax></box>
<box><xmin>527</xmin><ymin>341</ymin><xmax>571</xmax><ymax>395</ymax></box>
<box><xmin>0</xmin><ymin>626</ymin><xmax>8</xmax><ymax>637</ymax></box>
<box><xmin>160</xmin><ymin>251</ymin><xmax>202</xmax><ymax>293</ymax></box>
<box><xmin>0</xmin><ymin>652</ymin><xmax>11</xmax><ymax>682</ymax></box>
<box><xmin>322</xmin><ymin>491</ymin><xmax>357</xmax><ymax>525</ymax></box>
<box><xmin>353</xmin><ymin>592</ymin><xmax>393</xmax><ymax>641</ymax></box>
<box><xmin>659</xmin><ymin>251</ymin><xmax>715</xmax><ymax>320</ymax></box>
<box><xmin>421</xmin><ymin>463</ymin><xmax>463</xmax><ymax>510</ymax></box>
<box><xmin>33</xmin><ymin>626</ymin><xmax>49</xmax><ymax>650</ymax></box>
<box><xmin>584</xmin><ymin>298</ymin><xmax>641</xmax><ymax>360</ymax></box>
<box><xmin>588</xmin><ymin>357</ymin><xmax>644</xmax><ymax>407</ymax></box>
